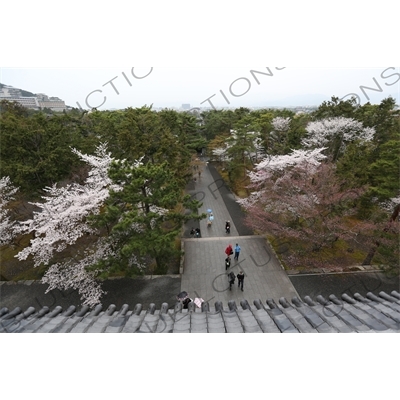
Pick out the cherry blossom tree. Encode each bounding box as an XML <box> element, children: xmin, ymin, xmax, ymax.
<box><xmin>212</xmin><ymin>146</ymin><xmax>230</xmax><ymax>162</ymax></box>
<box><xmin>380</xmin><ymin>194</ymin><xmax>400</xmax><ymax>219</ymax></box>
<box><xmin>15</xmin><ymin>143</ymin><xmax>120</xmax><ymax>266</ymax></box>
<box><xmin>0</xmin><ymin>176</ymin><xmax>18</xmax><ymax>246</ymax></box>
<box><xmin>259</xmin><ymin>116</ymin><xmax>294</xmax><ymax>155</ymax></box>
<box><xmin>245</xmin><ymin>148</ymin><xmax>327</xmax><ymax>188</ymax></box>
<box><xmin>271</xmin><ymin>116</ymin><xmax>291</xmax><ymax>133</ymax></box>
<box><xmin>238</xmin><ymin>152</ymin><xmax>379</xmax><ymax>270</ymax></box>
<box><xmin>389</xmin><ymin>195</ymin><xmax>400</xmax><ymax>223</ymax></box>
<box><xmin>251</xmin><ymin>137</ymin><xmax>266</xmax><ymax>164</ymax></box>
<box><xmin>41</xmin><ymin>238</ymin><xmax>111</xmax><ymax>307</ymax></box>
<box><xmin>14</xmin><ymin>143</ymin><xmax>138</xmax><ymax>306</ymax></box>
<box><xmin>13</xmin><ymin>138</ymin><xmax>202</xmax><ymax>306</ymax></box>
<box><xmin>302</xmin><ymin>117</ymin><xmax>375</xmax><ymax>162</ymax></box>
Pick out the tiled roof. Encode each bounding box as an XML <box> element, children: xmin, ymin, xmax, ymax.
<box><xmin>1</xmin><ymin>291</ymin><xmax>400</xmax><ymax>333</ymax></box>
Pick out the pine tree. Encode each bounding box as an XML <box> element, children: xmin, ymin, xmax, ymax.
<box><xmin>94</xmin><ymin>160</ymin><xmax>203</xmax><ymax>274</ymax></box>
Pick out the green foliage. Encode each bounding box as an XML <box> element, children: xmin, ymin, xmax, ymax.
<box><xmin>200</xmin><ymin>109</ymin><xmax>234</xmax><ymax>140</ymax></box>
<box><xmin>226</xmin><ymin>116</ymin><xmax>257</xmax><ymax>178</ymax></box>
<box><xmin>312</xmin><ymin>96</ymin><xmax>358</xmax><ymax>119</ymax></box>
<box><xmin>336</xmin><ymin>141</ymin><xmax>375</xmax><ymax>188</ymax></box>
<box><xmin>1</xmin><ymin>96</ymin><xmax>398</xmax><ymax>280</ymax></box>
<box><xmin>374</xmin><ymin>229</ymin><xmax>400</xmax><ymax>276</ymax></box>
<box><xmin>359</xmin><ymin>97</ymin><xmax>399</xmax><ymax>145</ymax></box>
<box><xmin>91</xmin><ymin>107</ymin><xmax>194</xmax><ymax>185</ymax></box>
<box><xmin>0</xmin><ymin>100</ymin><xmax>30</xmax><ymax>117</ymax></box>
<box><xmin>0</xmin><ymin>106</ymin><xmax>85</xmax><ymax>193</ymax></box>
<box><xmin>92</xmin><ymin>160</ymin><xmax>204</xmax><ymax>276</ymax></box>
<box><xmin>368</xmin><ymin>139</ymin><xmax>400</xmax><ymax>201</ymax></box>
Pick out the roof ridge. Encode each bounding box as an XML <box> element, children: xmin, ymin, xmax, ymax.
<box><xmin>2</xmin><ymin>291</ymin><xmax>400</xmax><ymax>333</ymax></box>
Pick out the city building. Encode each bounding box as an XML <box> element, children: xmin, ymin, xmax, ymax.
<box><xmin>0</xmin><ymin>96</ymin><xmax>40</xmax><ymax>109</ymax></box>
<box><xmin>0</xmin><ymin>84</ymin><xmax>66</xmax><ymax>112</ymax></box>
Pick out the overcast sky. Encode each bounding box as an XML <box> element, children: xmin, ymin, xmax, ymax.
<box><xmin>1</xmin><ymin>67</ymin><xmax>399</xmax><ymax>110</ymax></box>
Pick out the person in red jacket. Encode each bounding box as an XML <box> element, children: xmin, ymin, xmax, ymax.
<box><xmin>225</xmin><ymin>244</ymin><xmax>233</xmax><ymax>257</ymax></box>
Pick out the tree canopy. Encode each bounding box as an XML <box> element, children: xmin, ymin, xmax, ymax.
<box><xmin>1</xmin><ymin>96</ymin><xmax>399</xmax><ymax>304</ymax></box>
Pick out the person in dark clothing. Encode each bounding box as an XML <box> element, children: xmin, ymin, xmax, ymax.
<box><xmin>228</xmin><ymin>272</ymin><xmax>235</xmax><ymax>291</ymax></box>
<box><xmin>225</xmin><ymin>256</ymin><xmax>231</xmax><ymax>271</ymax></box>
<box><xmin>237</xmin><ymin>271</ymin><xmax>245</xmax><ymax>291</ymax></box>
<box><xmin>182</xmin><ymin>298</ymin><xmax>192</xmax><ymax>309</ymax></box>
<box><xmin>225</xmin><ymin>221</ymin><xmax>231</xmax><ymax>234</ymax></box>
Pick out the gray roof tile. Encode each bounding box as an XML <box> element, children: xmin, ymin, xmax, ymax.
<box><xmin>2</xmin><ymin>291</ymin><xmax>400</xmax><ymax>333</ymax></box>
<box><xmin>252</xmin><ymin>310</ymin><xmax>281</xmax><ymax>333</ymax></box>
<box><xmin>346</xmin><ymin>300</ymin><xmax>397</xmax><ymax>328</ymax></box>
<box><xmin>271</xmin><ymin>313</ymin><xmax>299</xmax><ymax>333</ymax></box>
<box><xmin>280</xmin><ymin>308</ymin><xmax>319</xmax><ymax>333</ymax></box>
<box><xmin>297</xmin><ymin>304</ymin><xmax>346</xmax><ymax>333</ymax></box>
<box><xmin>391</xmin><ymin>291</ymin><xmax>400</xmax><ymax>300</ymax></box>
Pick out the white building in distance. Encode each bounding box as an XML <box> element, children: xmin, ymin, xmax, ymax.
<box><xmin>0</xmin><ymin>85</ymin><xmax>66</xmax><ymax>112</ymax></box>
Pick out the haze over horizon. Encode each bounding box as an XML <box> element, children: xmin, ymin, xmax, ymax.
<box><xmin>1</xmin><ymin>67</ymin><xmax>399</xmax><ymax>110</ymax></box>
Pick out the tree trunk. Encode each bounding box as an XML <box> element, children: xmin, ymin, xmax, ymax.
<box><xmin>155</xmin><ymin>255</ymin><xmax>167</xmax><ymax>275</ymax></box>
<box><xmin>391</xmin><ymin>204</ymin><xmax>400</xmax><ymax>222</ymax></box>
<box><xmin>362</xmin><ymin>245</ymin><xmax>378</xmax><ymax>266</ymax></box>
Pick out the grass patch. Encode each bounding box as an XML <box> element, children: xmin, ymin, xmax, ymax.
<box><xmin>0</xmin><ymin>234</ymin><xmax>36</xmax><ymax>280</ymax></box>
<box><xmin>13</xmin><ymin>263</ymin><xmax>48</xmax><ymax>281</ymax></box>
<box><xmin>268</xmin><ymin>235</ymin><xmax>369</xmax><ymax>272</ymax></box>
<box><xmin>215</xmin><ymin>164</ymin><xmax>251</xmax><ymax>199</ymax></box>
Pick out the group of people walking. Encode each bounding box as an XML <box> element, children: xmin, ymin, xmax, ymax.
<box><xmin>228</xmin><ymin>271</ymin><xmax>245</xmax><ymax>291</ymax></box>
<box><xmin>225</xmin><ymin>243</ymin><xmax>244</xmax><ymax>291</ymax></box>
<box><xmin>225</xmin><ymin>243</ymin><xmax>241</xmax><ymax>261</ymax></box>
<box><xmin>191</xmin><ymin>217</ymin><xmax>230</xmax><ymax>233</ymax></box>
<box><xmin>190</xmin><ymin>227</ymin><xmax>201</xmax><ymax>238</ymax></box>
<box><xmin>189</xmin><ymin>209</ymin><xmax>246</xmax><ymax>293</ymax></box>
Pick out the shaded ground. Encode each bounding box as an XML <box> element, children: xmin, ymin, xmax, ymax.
<box><xmin>207</xmin><ymin>163</ymin><xmax>254</xmax><ymax>236</ymax></box>
<box><xmin>0</xmin><ymin>276</ymin><xmax>181</xmax><ymax>311</ymax></box>
<box><xmin>289</xmin><ymin>271</ymin><xmax>400</xmax><ymax>300</ymax></box>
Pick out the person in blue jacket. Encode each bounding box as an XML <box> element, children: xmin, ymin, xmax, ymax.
<box><xmin>234</xmin><ymin>243</ymin><xmax>241</xmax><ymax>261</ymax></box>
